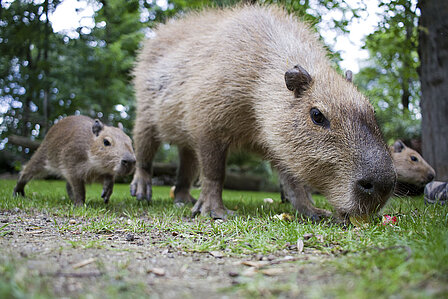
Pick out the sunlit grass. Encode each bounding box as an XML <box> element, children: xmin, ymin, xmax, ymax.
<box><xmin>0</xmin><ymin>179</ymin><xmax>447</xmax><ymax>298</ymax></box>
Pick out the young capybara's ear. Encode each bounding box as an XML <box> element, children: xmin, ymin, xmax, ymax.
<box><xmin>285</xmin><ymin>65</ymin><xmax>312</xmax><ymax>97</ymax></box>
<box><xmin>393</xmin><ymin>140</ymin><xmax>406</xmax><ymax>153</ymax></box>
<box><xmin>92</xmin><ymin>119</ymin><xmax>104</xmax><ymax>136</ymax></box>
<box><xmin>345</xmin><ymin>70</ymin><xmax>353</xmax><ymax>82</ymax></box>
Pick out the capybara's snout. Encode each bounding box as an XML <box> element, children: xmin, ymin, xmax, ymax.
<box><xmin>120</xmin><ymin>153</ymin><xmax>136</xmax><ymax>175</ymax></box>
<box><xmin>349</xmin><ymin>146</ymin><xmax>396</xmax><ymax>216</ymax></box>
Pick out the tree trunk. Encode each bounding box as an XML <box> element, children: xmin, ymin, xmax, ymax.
<box><xmin>7</xmin><ymin>135</ymin><xmax>41</xmax><ymax>151</ymax></box>
<box><xmin>418</xmin><ymin>0</ymin><xmax>448</xmax><ymax>181</ymax></box>
<box><xmin>42</xmin><ymin>0</ymin><xmax>50</xmax><ymax>135</ymax></box>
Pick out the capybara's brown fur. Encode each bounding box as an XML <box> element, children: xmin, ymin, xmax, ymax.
<box><xmin>391</xmin><ymin>140</ymin><xmax>435</xmax><ymax>195</ymax></box>
<box><xmin>131</xmin><ymin>5</ymin><xmax>396</xmax><ymax>219</ymax></box>
<box><xmin>14</xmin><ymin>115</ymin><xmax>136</xmax><ymax>205</ymax></box>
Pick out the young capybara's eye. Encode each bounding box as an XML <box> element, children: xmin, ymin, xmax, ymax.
<box><xmin>103</xmin><ymin>139</ymin><xmax>111</xmax><ymax>147</ymax></box>
<box><xmin>310</xmin><ymin>108</ymin><xmax>329</xmax><ymax>128</ymax></box>
<box><xmin>411</xmin><ymin>156</ymin><xmax>418</xmax><ymax>162</ymax></box>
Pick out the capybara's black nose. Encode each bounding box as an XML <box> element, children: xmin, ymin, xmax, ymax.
<box><xmin>357</xmin><ymin>179</ymin><xmax>374</xmax><ymax>195</ymax></box>
<box><xmin>121</xmin><ymin>157</ymin><xmax>136</xmax><ymax>168</ymax></box>
<box><xmin>427</xmin><ymin>173</ymin><xmax>435</xmax><ymax>182</ymax></box>
<box><xmin>356</xmin><ymin>176</ymin><xmax>394</xmax><ymax>198</ymax></box>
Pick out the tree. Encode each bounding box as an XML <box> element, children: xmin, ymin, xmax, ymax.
<box><xmin>418</xmin><ymin>0</ymin><xmax>448</xmax><ymax>180</ymax></box>
<box><xmin>70</xmin><ymin>0</ymin><xmax>143</xmax><ymax>132</ymax></box>
<box><xmin>355</xmin><ymin>0</ymin><xmax>421</xmax><ymax>143</ymax></box>
<box><xmin>0</xmin><ymin>0</ymin><xmax>62</xmax><ymax>144</ymax></box>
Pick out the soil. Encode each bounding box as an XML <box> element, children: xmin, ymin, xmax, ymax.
<box><xmin>0</xmin><ymin>209</ymin><xmax>338</xmax><ymax>298</ymax></box>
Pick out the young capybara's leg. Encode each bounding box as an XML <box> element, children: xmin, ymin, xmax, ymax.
<box><xmin>191</xmin><ymin>140</ymin><xmax>232</xmax><ymax>219</ymax></box>
<box><xmin>174</xmin><ymin>146</ymin><xmax>198</xmax><ymax>206</ymax></box>
<box><xmin>130</xmin><ymin>122</ymin><xmax>160</xmax><ymax>202</ymax></box>
<box><xmin>68</xmin><ymin>178</ymin><xmax>86</xmax><ymax>206</ymax></box>
<box><xmin>66</xmin><ymin>182</ymin><xmax>74</xmax><ymax>200</ymax></box>
<box><xmin>101</xmin><ymin>175</ymin><xmax>114</xmax><ymax>204</ymax></box>
<box><xmin>279</xmin><ymin>171</ymin><xmax>331</xmax><ymax>221</ymax></box>
<box><xmin>13</xmin><ymin>154</ymin><xmax>45</xmax><ymax>197</ymax></box>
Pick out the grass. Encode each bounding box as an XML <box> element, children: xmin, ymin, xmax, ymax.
<box><xmin>1</xmin><ymin>179</ymin><xmax>447</xmax><ymax>298</ymax></box>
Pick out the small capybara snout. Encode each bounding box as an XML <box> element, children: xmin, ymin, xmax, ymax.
<box><xmin>120</xmin><ymin>153</ymin><xmax>136</xmax><ymax>175</ymax></box>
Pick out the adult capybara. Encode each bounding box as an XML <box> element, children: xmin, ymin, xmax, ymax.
<box><xmin>131</xmin><ymin>5</ymin><xmax>396</xmax><ymax>220</ymax></box>
<box><xmin>392</xmin><ymin>140</ymin><xmax>435</xmax><ymax>195</ymax></box>
<box><xmin>14</xmin><ymin>115</ymin><xmax>136</xmax><ymax>205</ymax></box>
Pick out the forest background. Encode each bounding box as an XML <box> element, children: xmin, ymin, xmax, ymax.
<box><xmin>1</xmin><ymin>0</ymin><xmax>446</xmax><ymax>184</ymax></box>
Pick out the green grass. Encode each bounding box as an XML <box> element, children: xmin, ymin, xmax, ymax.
<box><xmin>1</xmin><ymin>179</ymin><xmax>447</xmax><ymax>298</ymax></box>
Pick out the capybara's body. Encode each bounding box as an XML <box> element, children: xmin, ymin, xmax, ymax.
<box><xmin>391</xmin><ymin>140</ymin><xmax>435</xmax><ymax>195</ymax></box>
<box><xmin>131</xmin><ymin>5</ymin><xmax>396</xmax><ymax>219</ymax></box>
<box><xmin>14</xmin><ymin>115</ymin><xmax>136</xmax><ymax>205</ymax></box>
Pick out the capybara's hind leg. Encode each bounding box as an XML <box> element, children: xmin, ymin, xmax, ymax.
<box><xmin>13</xmin><ymin>173</ymin><xmax>31</xmax><ymax>197</ymax></box>
<box><xmin>174</xmin><ymin>146</ymin><xmax>198</xmax><ymax>206</ymax></box>
<box><xmin>130</xmin><ymin>122</ymin><xmax>160</xmax><ymax>202</ymax></box>
<box><xmin>13</xmin><ymin>158</ymin><xmax>43</xmax><ymax>197</ymax></box>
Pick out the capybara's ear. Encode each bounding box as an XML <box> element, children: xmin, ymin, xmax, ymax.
<box><xmin>345</xmin><ymin>70</ymin><xmax>353</xmax><ymax>82</ymax></box>
<box><xmin>92</xmin><ymin>119</ymin><xmax>104</xmax><ymax>136</ymax></box>
<box><xmin>285</xmin><ymin>65</ymin><xmax>312</xmax><ymax>97</ymax></box>
<box><xmin>393</xmin><ymin>140</ymin><xmax>406</xmax><ymax>153</ymax></box>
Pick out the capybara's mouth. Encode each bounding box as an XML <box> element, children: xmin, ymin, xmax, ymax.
<box><xmin>117</xmin><ymin>165</ymin><xmax>135</xmax><ymax>176</ymax></box>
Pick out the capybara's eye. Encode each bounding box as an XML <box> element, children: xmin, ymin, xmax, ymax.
<box><xmin>411</xmin><ymin>156</ymin><xmax>418</xmax><ymax>162</ymax></box>
<box><xmin>103</xmin><ymin>139</ymin><xmax>111</xmax><ymax>147</ymax></box>
<box><xmin>310</xmin><ymin>108</ymin><xmax>328</xmax><ymax>127</ymax></box>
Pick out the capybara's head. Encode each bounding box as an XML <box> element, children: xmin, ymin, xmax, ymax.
<box><xmin>274</xmin><ymin>65</ymin><xmax>396</xmax><ymax>218</ymax></box>
<box><xmin>90</xmin><ymin>120</ymin><xmax>136</xmax><ymax>176</ymax></box>
<box><xmin>391</xmin><ymin>140</ymin><xmax>435</xmax><ymax>186</ymax></box>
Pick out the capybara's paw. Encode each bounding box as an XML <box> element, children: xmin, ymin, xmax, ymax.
<box><xmin>306</xmin><ymin>208</ymin><xmax>333</xmax><ymax>223</ymax></box>
<box><xmin>210</xmin><ymin>208</ymin><xmax>235</xmax><ymax>220</ymax></box>
<box><xmin>130</xmin><ymin>170</ymin><xmax>152</xmax><ymax>202</ymax></box>
<box><xmin>73</xmin><ymin>199</ymin><xmax>85</xmax><ymax>207</ymax></box>
<box><xmin>191</xmin><ymin>199</ymin><xmax>234</xmax><ymax>220</ymax></box>
<box><xmin>101</xmin><ymin>186</ymin><xmax>113</xmax><ymax>204</ymax></box>
<box><xmin>174</xmin><ymin>189</ymin><xmax>197</xmax><ymax>207</ymax></box>
<box><xmin>13</xmin><ymin>186</ymin><xmax>25</xmax><ymax>197</ymax></box>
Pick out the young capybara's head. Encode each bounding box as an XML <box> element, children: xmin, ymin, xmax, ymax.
<box><xmin>391</xmin><ymin>140</ymin><xmax>435</xmax><ymax>187</ymax></box>
<box><xmin>270</xmin><ymin>65</ymin><xmax>397</xmax><ymax>218</ymax></box>
<box><xmin>89</xmin><ymin>120</ymin><xmax>136</xmax><ymax>177</ymax></box>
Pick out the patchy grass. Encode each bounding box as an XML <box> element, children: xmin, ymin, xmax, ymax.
<box><xmin>0</xmin><ymin>179</ymin><xmax>447</xmax><ymax>298</ymax></box>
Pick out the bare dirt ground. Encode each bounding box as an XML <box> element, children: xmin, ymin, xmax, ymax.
<box><xmin>0</xmin><ymin>209</ymin><xmax>338</xmax><ymax>298</ymax></box>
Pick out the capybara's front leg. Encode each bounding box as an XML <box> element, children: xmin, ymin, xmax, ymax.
<box><xmin>130</xmin><ymin>167</ymin><xmax>153</xmax><ymax>202</ymax></box>
<box><xmin>130</xmin><ymin>122</ymin><xmax>160</xmax><ymax>202</ymax></box>
<box><xmin>191</xmin><ymin>141</ymin><xmax>233</xmax><ymax>219</ymax></box>
<box><xmin>279</xmin><ymin>171</ymin><xmax>332</xmax><ymax>222</ymax></box>
<box><xmin>101</xmin><ymin>175</ymin><xmax>114</xmax><ymax>204</ymax></box>
<box><xmin>66</xmin><ymin>182</ymin><xmax>74</xmax><ymax>201</ymax></box>
<box><xmin>68</xmin><ymin>178</ymin><xmax>86</xmax><ymax>206</ymax></box>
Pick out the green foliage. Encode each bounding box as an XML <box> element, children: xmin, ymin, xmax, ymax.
<box><xmin>356</xmin><ymin>0</ymin><xmax>421</xmax><ymax>142</ymax></box>
<box><xmin>0</xmin><ymin>0</ymin><xmax>62</xmax><ymax>139</ymax></box>
<box><xmin>70</xmin><ymin>0</ymin><xmax>143</xmax><ymax>131</ymax></box>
